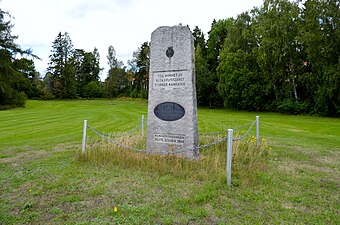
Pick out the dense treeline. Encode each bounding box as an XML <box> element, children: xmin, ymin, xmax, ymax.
<box><xmin>194</xmin><ymin>0</ymin><xmax>339</xmax><ymax>116</ymax></box>
<box><xmin>45</xmin><ymin>33</ymin><xmax>150</xmax><ymax>100</ymax></box>
<box><xmin>1</xmin><ymin>0</ymin><xmax>339</xmax><ymax>116</ymax></box>
<box><xmin>196</xmin><ymin>0</ymin><xmax>339</xmax><ymax>116</ymax></box>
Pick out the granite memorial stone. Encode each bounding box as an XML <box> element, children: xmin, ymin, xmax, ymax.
<box><xmin>147</xmin><ymin>25</ymin><xmax>198</xmax><ymax>159</ymax></box>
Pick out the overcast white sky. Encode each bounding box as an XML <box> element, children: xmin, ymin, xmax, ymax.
<box><xmin>2</xmin><ymin>0</ymin><xmax>263</xmax><ymax>80</ymax></box>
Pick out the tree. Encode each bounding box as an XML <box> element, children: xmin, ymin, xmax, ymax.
<box><xmin>47</xmin><ymin>32</ymin><xmax>77</xmax><ymax>99</ymax></box>
<box><xmin>207</xmin><ymin>19</ymin><xmax>234</xmax><ymax>73</ymax></box>
<box><xmin>107</xmin><ymin>45</ymin><xmax>123</xmax><ymax>69</ymax></box>
<box><xmin>103</xmin><ymin>67</ymin><xmax>128</xmax><ymax>98</ymax></box>
<box><xmin>192</xmin><ymin>26</ymin><xmax>207</xmax><ymax>56</ymax></box>
<box><xmin>0</xmin><ymin>49</ymin><xmax>26</xmax><ymax>108</ymax></box>
<box><xmin>83</xmin><ymin>81</ymin><xmax>102</xmax><ymax>98</ymax></box>
<box><xmin>253</xmin><ymin>0</ymin><xmax>308</xmax><ymax>113</ymax></box>
<box><xmin>300</xmin><ymin>0</ymin><xmax>340</xmax><ymax>116</ymax></box>
<box><xmin>217</xmin><ymin>12</ymin><xmax>269</xmax><ymax>111</ymax></box>
<box><xmin>195</xmin><ymin>45</ymin><xmax>212</xmax><ymax>106</ymax></box>
<box><xmin>103</xmin><ymin>45</ymin><xmax>128</xmax><ymax>97</ymax></box>
<box><xmin>129</xmin><ymin>42</ymin><xmax>150</xmax><ymax>98</ymax></box>
<box><xmin>192</xmin><ymin>26</ymin><xmax>214</xmax><ymax>106</ymax></box>
<box><xmin>203</xmin><ymin>19</ymin><xmax>234</xmax><ymax>107</ymax></box>
<box><xmin>74</xmin><ymin>48</ymin><xmax>101</xmax><ymax>97</ymax></box>
<box><xmin>0</xmin><ymin>9</ymin><xmax>38</xmax><ymax>108</ymax></box>
<box><xmin>12</xmin><ymin>58</ymin><xmax>40</xmax><ymax>99</ymax></box>
<box><xmin>216</xmin><ymin>0</ymin><xmax>339</xmax><ymax>116</ymax></box>
<box><xmin>0</xmin><ymin>9</ymin><xmax>31</xmax><ymax>55</ymax></box>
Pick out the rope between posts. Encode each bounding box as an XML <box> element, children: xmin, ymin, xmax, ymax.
<box><xmin>97</xmin><ymin>119</ymin><xmax>144</xmax><ymax>138</ymax></box>
<box><xmin>116</xmin><ymin>122</ymin><xmax>142</xmax><ymax>136</ymax></box>
<box><xmin>233</xmin><ymin>120</ymin><xmax>256</xmax><ymax>132</ymax></box>
<box><xmin>199</xmin><ymin>130</ymin><xmax>228</xmax><ymax>136</ymax></box>
<box><xmin>87</xmin><ymin>125</ymin><xmax>147</xmax><ymax>153</ymax></box>
<box><xmin>199</xmin><ymin>120</ymin><xmax>256</xmax><ymax>140</ymax></box>
<box><xmin>87</xmin><ymin>124</ymin><xmax>225</xmax><ymax>154</ymax></box>
<box><xmin>87</xmin><ymin>125</ymin><xmax>190</xmax><ymax>155</ymax></box>
<box><xmin>195</xmin><ymin>135</ymin><xmax>229</xmax><ymax>150</ymax></box>
<box><xmin>233</xmin><ymin>120</ymin><xmax>256</xmax><ymax>142</ymax></box>
<box><xmin>86</xmin><ymin>118</ymin><xmax>257</xmax><ymax>154</ymax></box>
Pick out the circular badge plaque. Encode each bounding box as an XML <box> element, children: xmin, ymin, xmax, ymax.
<box><xmin>154</xmin><ymin>102</ymin><xmax>185</xmax><ymax>121</ymax></box>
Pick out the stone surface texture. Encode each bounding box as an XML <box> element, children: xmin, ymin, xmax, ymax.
<box><xmin>147</xmin><ymin>25</ymin><xmax>198</xmax><ymax>159</ymax></box>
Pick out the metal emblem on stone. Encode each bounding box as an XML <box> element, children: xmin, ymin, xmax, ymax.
<box><xmin>154</xmin><ymin>102</ymin><xmax>185</xmax><ymax>121</ymax></box>
<box><xmin>166</xmin><ymin>46</ymin><xmax>174</xmax><ymax>58</ymax></box>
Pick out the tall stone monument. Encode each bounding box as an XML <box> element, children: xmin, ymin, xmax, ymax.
<box><xmin>147</xmin><ymin>25</ymin><xmax>198</xmax><ymax>159</ymax></box>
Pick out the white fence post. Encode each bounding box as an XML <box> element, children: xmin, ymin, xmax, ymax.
<box><xmin>256</xmin><ymin>116</ymin><xmax>260</xmax><ymax>146</ymax></box>
<box><xmin>141</xmin><ymin>115</ymin><xmax>145</xmax><ymax>137</ymax></box>
<box><xmin>82</xmin><ymin>120</ymin><xmax>87</xmax><ymax>154</ymax></box>
<box><xmin>227</xmin><ymin>129</ymin><xmax>233</xmax><ymax>186</ymax></box>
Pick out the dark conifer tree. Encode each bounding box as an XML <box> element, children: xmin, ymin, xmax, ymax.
<box><xmin>0</xmin><ymin>9</ymin><xmax>38</xmax><ymax>108</ymax></box>
<box><xmin>47</xmin><ymin>32</ymin><xmax>77</xmax><ymax>99</ymax></box>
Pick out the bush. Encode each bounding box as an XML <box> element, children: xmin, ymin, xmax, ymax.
<box><xmin>83</xmin><ymin>81</ymin><xmax>102</xmax><ymax>98</ymax></box>
<box><xmin>0</xmin><ymin>88</ymin><xmax>26</xmax><ymax>110</ymax></box>
<box><xmin>277</xmin><ymin>99</ymin><xmax>308</xmax><ymax>114</ymax></box>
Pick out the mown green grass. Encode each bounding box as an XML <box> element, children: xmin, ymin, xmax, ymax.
<box><xmin>0</xmin><ymin>99</ymin><xmax>339</xmax><ymax>224</ymax></box>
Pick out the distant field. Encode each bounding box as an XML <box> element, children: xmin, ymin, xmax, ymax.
<box><xmin>0</xmin><ymin>99</ymin><xmax>339</xmax><ymax>224</ymax></box>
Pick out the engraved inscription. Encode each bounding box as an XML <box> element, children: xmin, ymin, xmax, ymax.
<box><xmin>154</xmin><ymin>133</ymin><xmax>185</xmax><ymax>144</ymax></box>
<box><xmin>154</xmin><ymin>102</ymin><xmax>185</xmax><ymax>121</ymax></box>
<box><xmin>154</xmin><ymin>70</ymin><xmax>187</xmax><ymax>89</ymax></box>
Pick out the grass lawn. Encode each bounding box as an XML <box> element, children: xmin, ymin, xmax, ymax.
<box><xmin>0</xmin><ymin>99</ymin><xmax>339</xmax><ymax>224</ymax></box>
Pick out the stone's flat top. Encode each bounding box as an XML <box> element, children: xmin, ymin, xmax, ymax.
<box><xmin>152</xmin><ymin>25</ymin><xmax>192</xmax><ymax>34</ymax></box>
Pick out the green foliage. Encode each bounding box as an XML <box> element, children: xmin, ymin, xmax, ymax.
<box><xmin>195</xmin><ymin>45</ymin><xmax>210</xmax><ymax>106</ymax></box>
<box><xmin>107</xmin><ymin>45</ymin><xmax>123</xmax><ymax>69</ymax></box>
<box><xmin>12</xmin><ymin>58</ymin><xmax>40</xmax><ymax>99</ymax></box>
<box><xmin>0</xmin><ymin>49</ymin><xmax>26</xmax><ymax>109</ymax></box>
<box><xmin>192</xmin><ymin>26</ymin><xmax>206</xmax><ymax>56</ymax></box>
<box><xmin>3</xmin><ymin>0</ymin><xmax>339</xmax><ymax>115</ymax></box>
<box><xmin>83</xmin><ymin>81</ymin><xmax>102</xmax><ymax>98</ymax></box>
<box><xmin>103</xmin><ymin>67</ymin><xmax>128</xmax><ymax>98</ymax></box>
<box><xmin>103</xmin><ymin>45</ymin><xmax>129</xmax><ymax>98</ymax></box>
<box><xmin>300</xmin><ymin>0</ymin><xmax>340</xmax><ymax>116</ymax></box>
<box><xmin>277</xmin><ymin>99</ymin><xmax>309</xmax><ymax>114</ymax></box>
<box><xmin>0</xmin><ymin>9</ymin><xmax>30</xmax><ymax>55</ymax></box>
<box><xmin>218</xmin><ymin>49</ymin><xmax>267</xmax><ymax>111</ymax></box>
<box><xmin>215</xmin><ymin>0</ymin><xmax>339</xmax><ymax>116</ymax></box>
<box><xmin>217</xmin><ymin>12</ymin><xmax>269</xmax><ymax>111</ymax></box>
<box><xmin>195</xmin><ymin>20</ymin><xmax>235</xmax><ymax>108</ymax></box>
<box><xmin>255</xmin><ymin>0</ymin><xmax>303</xmax><ymax>104</ymax></box>
<box><xmin>46</xmin><ymin>33</ymin><xmax>102</xmax><ymax>99</ymax></box>
<box><xmin>74</xmin><ymin>48</ymin><xmax>101</xmax><ymax>98</ymax></box>
<box><xmin>108</xmin><ymin>41</ymin><xmax>151</xmax><ymax>100</ymax></box>
<box><xmin>47</xmin><ymin>32</ymin><xmax>77</xmax><ymax>99</ymax></box>
<box><xmin>132</xmin><ymin>42</ymin><xmax>150</xmax><ymax>98</ymax></box>
<box><xmin>0</xmin><ymin>9</ymin><xmax>39</xmax><ymax>109</ymax></box>
<box><xmin>206</xmin><ymin>19</ymin><xmax>234</xmax><ymax>73</ymax></box>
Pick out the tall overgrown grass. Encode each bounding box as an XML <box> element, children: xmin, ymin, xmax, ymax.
<box><xmin>78</xmin><ymin>132</ymin><xmax>270</xmax><ymax>183</ymax></box>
